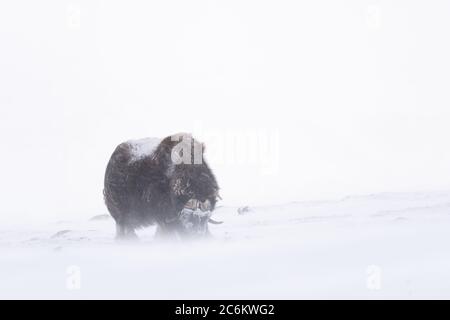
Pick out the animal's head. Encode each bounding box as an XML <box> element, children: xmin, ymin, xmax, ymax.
<box><xmin>163</xmin><ymin>133</ymin><xmax>222</xmax><ymax>237</ymax></box>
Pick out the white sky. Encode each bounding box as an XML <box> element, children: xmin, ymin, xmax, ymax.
<box><xmin>1</xmin><ymin>1</ymin><xmax>450</xmax><ymax>221</ymax></box>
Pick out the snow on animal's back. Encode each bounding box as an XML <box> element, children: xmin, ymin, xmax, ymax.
<box><xmin>127</xmin><ymin>137</ymin><xmax>162</xmax><ymax>162</ymax></box>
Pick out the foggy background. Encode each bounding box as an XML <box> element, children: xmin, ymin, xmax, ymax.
<box><xmin>1</xmin><ymin>0</ymin><xmax>449</xmax><ymax>222</ymax></box>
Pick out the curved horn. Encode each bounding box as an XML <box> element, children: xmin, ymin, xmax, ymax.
<box><xmin>214</xmin><ymin>190</ymin><xmax>222</xmax><ymax>200</ymax></box>
<box><xmin>208</xmin><ymin>218</ymin><xmax>224</xmax><ymax>224</ymax></box>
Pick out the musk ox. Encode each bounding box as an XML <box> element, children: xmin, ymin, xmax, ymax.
<box><xmin>103</xmin><ymin>133</ymin><xmax>221</xmax><ymax>240</ymax></box>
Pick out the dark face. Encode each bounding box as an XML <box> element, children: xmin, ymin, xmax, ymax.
<box><xmin>168</xmin><ymin>136</ymin><xmax>219</xmax><ymax>237</ymax></box>
<box><xmin>177</xmin><ymin>199</ymin><xmax>213</xmax><ymax>237</ymax></box>
<box><xmin>172</xmin><ymin>179</ymin><xmax>219</xmax><ymax>237</ymax></box>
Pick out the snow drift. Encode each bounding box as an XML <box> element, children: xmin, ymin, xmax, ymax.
<box><xmin>0</xmin><ymin>191</ymin><xmax>450</xmax><ymax>299</ymax></box>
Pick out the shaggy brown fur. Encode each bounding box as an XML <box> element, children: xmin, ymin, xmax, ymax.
<box><xmin>103</xmin><ymin>133</ymin><xmax>219</xmax><ymax>239</ymax></box>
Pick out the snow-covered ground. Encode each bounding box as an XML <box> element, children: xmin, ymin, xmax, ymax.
<box><xmin>1</xmin><ymin>191</ymin><xmax>450</xmax><ymax>299</ymax></box>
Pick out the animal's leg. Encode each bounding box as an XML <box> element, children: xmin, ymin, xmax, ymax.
<box><xmin>154</xmin><ymin>224</ymin><xmax>177</xmax><ymax>240</ymax></box>
<box><xmin>124</xmin><ymin>226</ymin><xmax>138</xmax><ymax>240</ymax></box>
<box><xmin>115</xmin><ymin>223</ymin><xmax>126</xmax><ymax>240</ymax></box>
<box><xmin>115</xmin><ymin>222</ymin><xmax>138</xmax><ymax>241</ymax></box>
<box><xmin>204</xmin><ymin>225</ymin><xmax>213</xmax><ymax>238</ymax></box>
